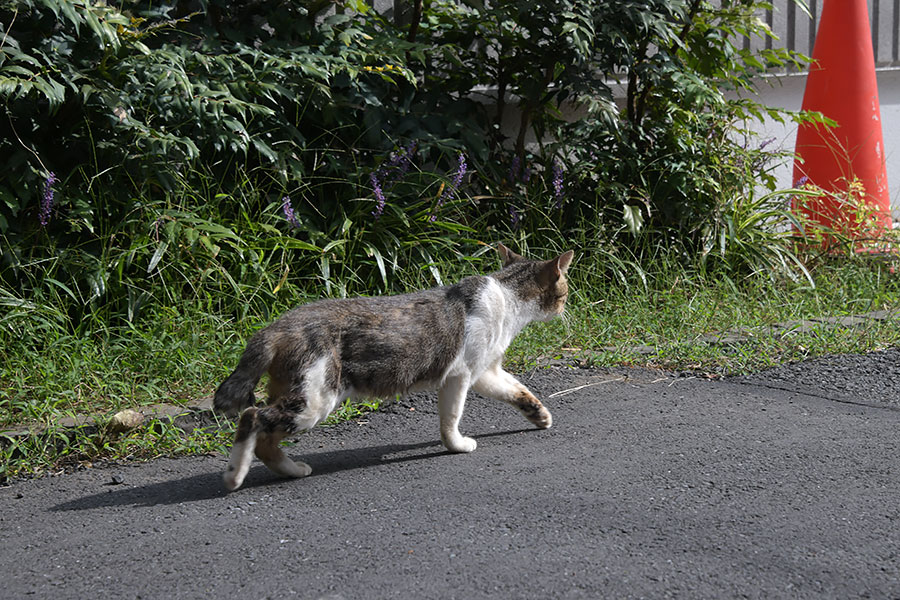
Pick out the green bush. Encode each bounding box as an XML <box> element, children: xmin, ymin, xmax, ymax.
<box><xmin>0</xmin><ymin>0</ymin><xmax>810</xmax><ymax>332</ymax></box>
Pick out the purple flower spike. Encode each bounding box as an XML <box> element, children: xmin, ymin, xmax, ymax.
<box><xmin>369</xmin><ymin>141</ymin><xmax>417</xmax><ymax>219</ymax></box>
<box><xmin>508</xmin><ymin>156</ymin><xmax>521</xmax><ymax>183</ymax></box>
<box><xmin>551</xmin><ymin>161</ymin><xmax>565</xmax><ymax>208</ymax></box>
<box><xmin>451</xmin><ymin>152</ymin><xmax>467</xmax><ymax>192</ymax></box>
<box><xmin>509</xmin><ymin>205</ymin><xmax>521</xmax><ymax>229</ymax></box>
<box><xmin>434</xmin><ymin>152</ymin><xmax>467</xmax><ymax>216</ymax></box>
<box><xmin>381</xmin><ymin>141</ymin><xmax>418</xmax><ymax>186</ymax></box>
<box><xmin>429</xmin><ymin>152</ymin><xmax>467</xmax><ymax>222</ymax></box>
<box><xmin>398</xmin><ymin>141</ymin><xmax>417</xmax><ymax>178</ymax></box>
<box><xmin>282</xmin><ymin>196</ymin><xmax>301</xmax><ymax>228</ymax></box>
<box><xmin>370</xmin><ymin>172</ymin><xmax>386</xmax><ymax>218</ymax></box>
<box><xmin>795</xmin><ymin>175</ymin><xmax>810</xmax><ymax>188</ymax></box>
<box><xmin>759</xmin><ymin>137</ymin><xmax>777</xmax><ymax>151</ymax></box>
<box><xmin>39</xmin><ymin>172</ymin><xmax>57</xmax><ymax>226</ymax></box>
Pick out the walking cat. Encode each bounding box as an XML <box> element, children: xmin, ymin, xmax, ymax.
<box><xmin>214</xmin><ymin>243</ymin><xmax>574</xmax><ymax>491</ymax></box>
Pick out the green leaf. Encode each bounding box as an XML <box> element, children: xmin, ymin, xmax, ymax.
<box><xmin>251</xmin><ymin>138</ymin><xmax>278</xmax><ymax>164</ymax></box>
<box><xmin>365</xmin><ymin>244</ymin><xmax>387</xmax><ymax>287</ymax></box>
<box><xmin>43</xmin><ymin>278</ymin><xmax>78</xmax><ymax>301</ymax></box>
<box><xmin>147</xmin><ymin>243</ymin><xmax>168</xmax><ymax>273</ymax></box>
<box><xmin>58</xmin><ymin>1</ymin><xmax>83</xmax><ymax>33</ymax></box>
<box><xmin>282</xmin><ymin>239</ymin><xmax>320</xmax><ymax>252</ymax></box>
<box><xmin>322</xmin><ymin>239</ymin><xmax>347</xmax><ymax>254</ymax></box>
<box><xmin>2</xmin><ymin>65</ymin><xmax>36</xmax><ymax>77</ymax></box>
<box><xmin>623</xmin><ymin>205</ymin><xmax>644</xmax><ymax>237</ymax></box>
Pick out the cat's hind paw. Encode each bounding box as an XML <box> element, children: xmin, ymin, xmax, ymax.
<box><xmin>268</xmin><ymin>457</ymin><xmax>312</xmax><ymax>479</ymax></box>
<box><xmin>443</xmin><ymin>435</ymin><xmax>477</xmax><ymax>453</ymax></box>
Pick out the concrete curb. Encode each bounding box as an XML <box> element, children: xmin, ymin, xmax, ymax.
<box><xmin>1</xmin><ymin>397</ymin><xmax>216</xmax><ymax>442</ymax></box>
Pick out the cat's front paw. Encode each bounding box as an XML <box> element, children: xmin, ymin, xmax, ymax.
<box><xmin>223</xmin><ymin>465</ymin><xmax>247</xmax><ymax>492</ymax></box>
<box><xmin>444</xmin><ymin>435</ymin><xmax>477</xmax><ymax>453</ymax></box>
<box><xmin>528</xmin><ymin>407</ymin><xmax>552</xmax><ymax>429</ymax></box>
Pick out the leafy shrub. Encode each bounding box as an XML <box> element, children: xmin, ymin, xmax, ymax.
<box><xmin>0</xmin><ymin>0</ymin><xmax>812</xmax><ymax>333</ymax></box>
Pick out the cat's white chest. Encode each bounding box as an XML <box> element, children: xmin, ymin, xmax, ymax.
<box><xmin>453</xmin><ymin>278</ymin><xmax>533</xmax><ymax>379</ymax></box>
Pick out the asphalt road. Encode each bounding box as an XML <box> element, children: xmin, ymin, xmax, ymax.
<box><xmin>2</xmin><ymin>350</ymin><xmax>900</xmax><ymax>599</ymax></box>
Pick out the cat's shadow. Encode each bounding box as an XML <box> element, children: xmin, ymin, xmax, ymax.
<box><xmin>49</xmin><ymin>428</ymin><xmax>530</xmax><ymax>512</ymax></box>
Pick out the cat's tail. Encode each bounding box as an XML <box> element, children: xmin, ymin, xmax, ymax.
<box><xmin>214</xmin><ymin>330</ymin><xmax>276</xmax><ymax>417</ymax></box>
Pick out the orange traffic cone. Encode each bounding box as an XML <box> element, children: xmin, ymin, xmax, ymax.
<box><xmin>792</xmin><ymin>0</ymin><xmax>891</xmax><ymax>244</ymax></box>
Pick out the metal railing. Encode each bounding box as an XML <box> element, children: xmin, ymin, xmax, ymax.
<box><xmin>752</xmin><ymin>0</ymin><xmax>900</xmax><ymax>68</ymax></box>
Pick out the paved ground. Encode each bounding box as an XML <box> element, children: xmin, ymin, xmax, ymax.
<box><xmin>2</xmin><ymin>349</ymin><xmax>900</xmax><ymax>599</ymax></box>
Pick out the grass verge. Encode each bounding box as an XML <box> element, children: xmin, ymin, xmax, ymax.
<box><xmin>2</xmin><ymin>256</ymin><xmax>898</xmax><ymax>482</ymax></box>
<box><xmin>507</xmin><ymin>257</ymin><xmax>900</xmax><ymax>373</ymax></box>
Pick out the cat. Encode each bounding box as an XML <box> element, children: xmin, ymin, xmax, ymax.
<box><xmin>213</xmin><ymin>243</ymin><xmax>574</xmax><ymax>491</ymax></box>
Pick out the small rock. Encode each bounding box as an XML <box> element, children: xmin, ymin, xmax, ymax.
<box><xmin>107</xmin><ymin>409</ymin><xmax>144</xmax><ymax>434</ymax></box>
<box><xmin>108</xmin><ymin>474</ymin><xmax>126</xmax><ymax>485</ymax></box>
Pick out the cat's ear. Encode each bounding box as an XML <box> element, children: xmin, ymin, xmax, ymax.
<box><xmin>538</xmin><ymin>250</ymin><xmax>575</xmax><ymax>287</ymax></box>
<box><xmin>557</xmin><ymin>250</ymin><xmax>574</xmax><ymax>274</ymax></box>
<box><xmin>497</xmin><ymin>243</ymin><xmax>525</xmax><ymax>267</ymax></box>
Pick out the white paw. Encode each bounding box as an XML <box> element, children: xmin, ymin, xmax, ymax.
<box><xmin>445</xmin><ymin>436</ymin><xmax>477</xmax><ymax>453</ymax></box>
<box><xmin>223</xmin><ymin>467</ymin><xmax>244</xmax><ymax>492</ymax></box>
<box><xmin>264</xmin><ymin>455</ymin><xmax>313</xmax><ymax>478</ymax></box>
<box><xmin>537</xmin><ymin>410</ymin><xmax>552</xmax><ymax>429</ymax></box>
<box><xmin>285</xmin><ymin>460</ymin><xmax>313</xmax><ymax>478</ymax></box>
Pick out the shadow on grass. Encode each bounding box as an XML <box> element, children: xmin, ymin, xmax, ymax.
<box><xmin>49</xmin><ymin>428</ymin><xmax>532</xmax><ymax>512</ymax></box>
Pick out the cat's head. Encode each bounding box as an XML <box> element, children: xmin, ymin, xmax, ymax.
<box><xmin>496</xmin><ymin>243</ymin><xmax>575</xmax><ymax>321</ymax></box>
